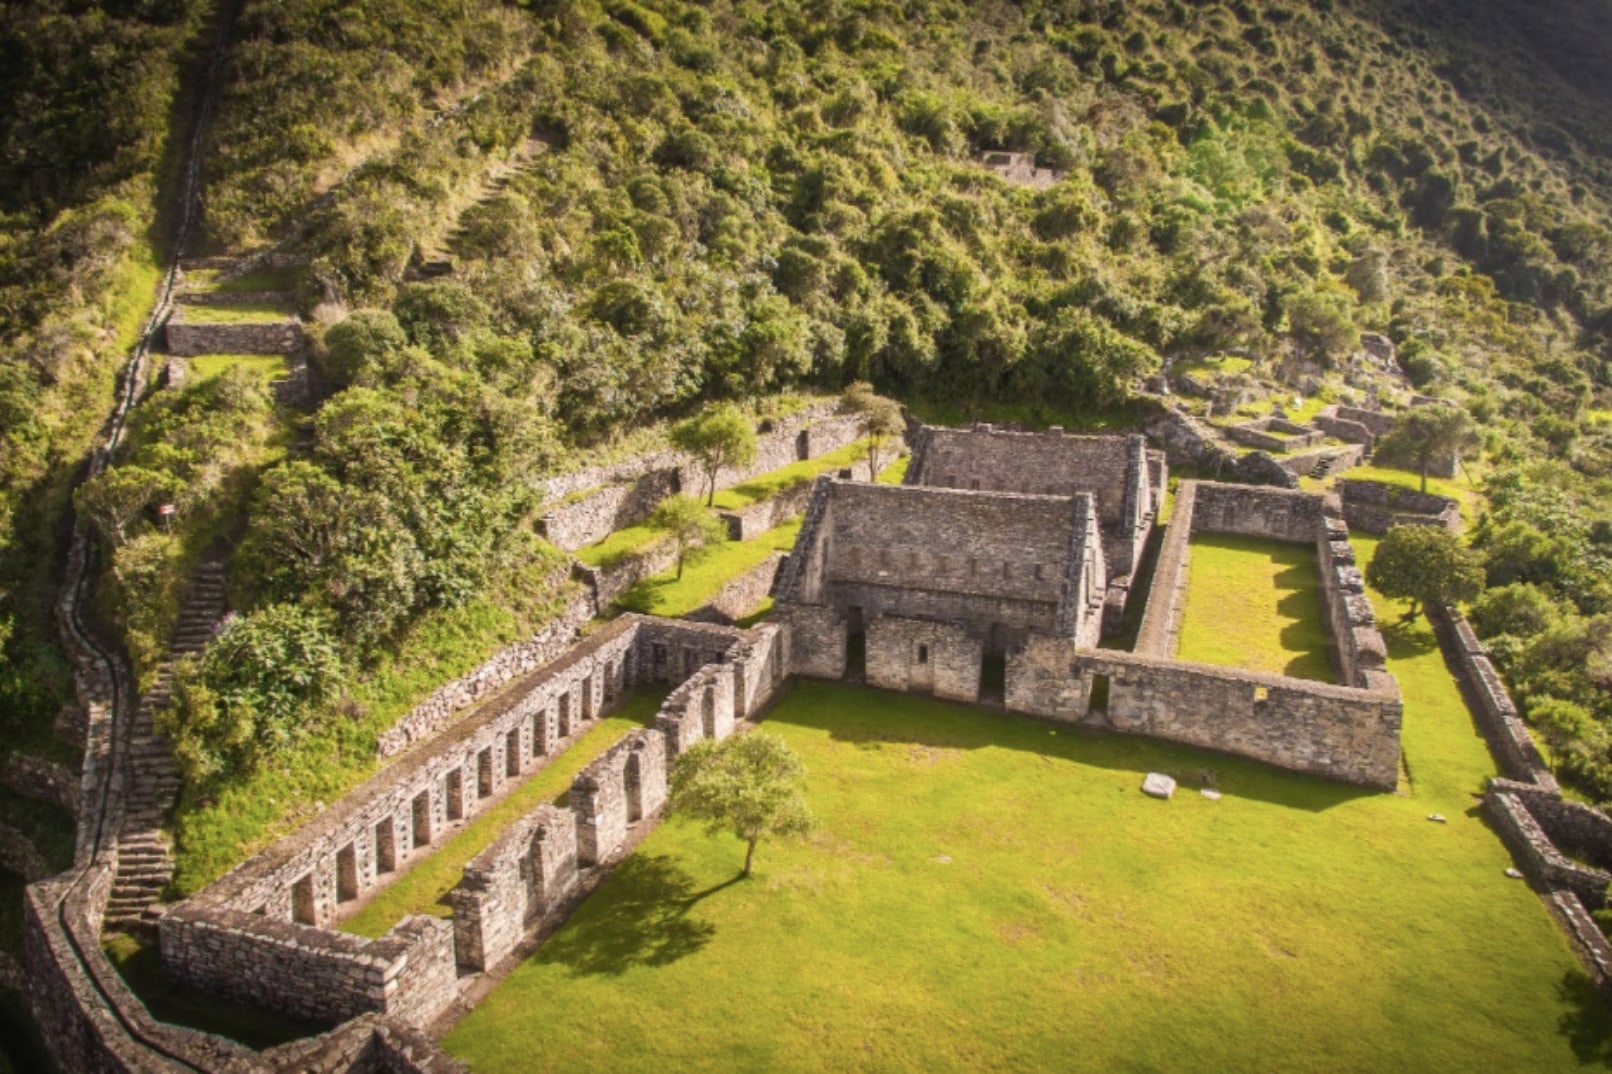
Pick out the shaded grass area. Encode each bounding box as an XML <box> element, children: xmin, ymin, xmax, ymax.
<box><xmin>709</xmin><ymin>438</ymin><xmax>873</xmax><ymax>510</ymax></box>
<box><xmin>616</xmin><ymin>520</ymin><xmax>800</xmax><ymax>619</ymax></box>
<box><xmin>1306</xmin><ymin>463</ymin><xmax>1479</xmax><ymax>519</ymax></box>
<box><xmin>447</xmin><ymin>674</ymin><xmax>1611</xmax><ymax>1073</ymax></box>
<box><xmin>0</xmin><ymin>987</ymin><xmax>55</xmax><ymax>1074</ymax></box>
<box><xmin>340</xmin><ymin>689</ymin><xmax>668</xmax><ymax>939</ymax></box>
<box><xmin>103</xmin><ymin>934</ymin><xmax>313</xmax><ymax>1050</ymax></box>
<box><xmin>170</xmin><ymin>559</ymin><xmax>573</xmax><ymax>896</ymax></box>
<box><xmin>1177</xmin><ymin>532</ymin><xmax>1334</xmax><ymax>682</ymax></box>
<box><xmin>185</xmin><ymin>353</ymin><xmax>289</xmax><ymax>384</ymax></box>
<box><xmin>178</xmin><ymin>302</ymin><xmax>294</xmax><ymax>324</ymax></box>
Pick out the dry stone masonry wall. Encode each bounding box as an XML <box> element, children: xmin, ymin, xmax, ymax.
<box><xmin>158</xmin><ymin>616</ymin><xmax>785</xmax><ymax>1030</ymax></box>
<box><xmin>1338</xmin><ymin>479</ymin><xmax>1461</xmax><ymax>534</ymax></box>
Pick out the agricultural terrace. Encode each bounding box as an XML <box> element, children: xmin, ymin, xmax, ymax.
<box><xmin>1177</xmin><ymin>533</ymin><xmax>1333</xmax><ymax>682</ymax></box>
<box><xmin>444</xmin><ymin>570</ymin><xmax>1609</xmax><ymax>1072</ymax></box>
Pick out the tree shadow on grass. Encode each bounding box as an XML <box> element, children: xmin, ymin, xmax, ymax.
<box><xmin>1557</xmin><ymin>970</ymin><xmax>1612</xmax><ymax>1066</ymax></box>
<box><xmin>539</xmin><ymin>853</ymin><xmax>739</xmax><ymax>977</ymax></box>
<box><xmin>775</xmin><ymin>680</ymin><xmax>1374</xmax><ymax>814</ymax></box>
<box><xmin>1379</xmin><ymin>619</ymin><xmax>1440</xmax><ymax>660</ymax></box>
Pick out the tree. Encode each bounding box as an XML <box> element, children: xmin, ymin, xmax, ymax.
<box><xmin>670</xmin><ymin>404</ymin><xmax>757</xmax><ymax>506</ymax></box>
<box><xmin>844</xmin><ymin>381</ymin><xmax>905</xmax><ymax>481</ymax></box>
<box><xmin>1378</xmin><ymin>404</ymin><xmax>1478</xmax><ymax>493</ymax></box>
<box><xmin>1365</xmin><ymin>525</ymin><xmax>1485</xmax><ymax>621</ymax></box>
<box><xmin>1527</xmin><ymin>696</ymin><xmax>1601</xmax><ymax>776</ymax></box>
<box><xmin>649</xmin><ymin>494</ymin><xmax>726</xmax><ymax>579</ymax></box>
<box><xmin>73</xmin><ymin>465</ymin><xmax>182</xmax><ymax>546</ymax></box>
<box><xmin>669</xmin><ymin>732</ymin><xmax>814</xmax><ymax>877</ymax></box>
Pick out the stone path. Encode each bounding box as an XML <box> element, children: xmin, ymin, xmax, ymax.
<box><xmin>104</xmin><ymin>559</ymin><xmax>226</xmax><ymax>930</ymax></box>
<box><xmin>410</xmin><ymin>136</ymin><xmax>547</xmax><ymax>279</ymax></box>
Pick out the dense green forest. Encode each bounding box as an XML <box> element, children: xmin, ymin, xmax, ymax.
<box><xmin>10</xmin><ymin>0</ymin><xmax>1612</xmax><ymax>903</ymax></box>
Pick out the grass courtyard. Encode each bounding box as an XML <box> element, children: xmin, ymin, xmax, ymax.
<box><xmin>1176</xmin><ymin>532</ymin><xmax>1334</xmax><ymax>682</ymax></box>
<box><xmin>446</xmin><ymin>637</ymin><xmax>1611</xmax><ymax>1073</ymax></box>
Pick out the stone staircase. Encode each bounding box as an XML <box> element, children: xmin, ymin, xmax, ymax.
<box><xmin>409</xmin><ymin>136</ymin><xmax>546</xmax><ymax>280</ymax></box>
<box><xmin>105</xmin><ymin>560</ymin><xmax>227</xmax><ymax>930</ymax></box>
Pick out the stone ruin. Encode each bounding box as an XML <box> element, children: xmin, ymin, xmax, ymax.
<box><xmin>776</xmin><ymin>426</ymin><xmax>1403</xmax><ymax>790</ymax></box>
<box><xmin>158</xmin><ymin>614</ymin><xmax>786</xmax><ymax>1033</ymax></box>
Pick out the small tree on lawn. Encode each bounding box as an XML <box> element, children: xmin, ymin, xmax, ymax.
<box><xmin>669</xmin><ymin>732</ymin><xmax>814</xmax><ymax>877</ymax></box>
<box><xmin>1377</xmin><ymin>404</ymin><xmax>1478</xmax><ymax>494</ymax></box>
<box><xmin>650</xmin><ymin>494</ymin><xmax>726</xmax><ymax>579</ymax></box>
<box><xmin>1365</xmin><ymin>524</ymin><xmax>1484</xmax><ymax>622</ymax></box>
<box><xmin>670</xmin><ymin>403</ymin><xmax>757</xmax><ymax>506</ymax></box>
<box><xmin>844</xmin><ymin>381</ymin><xmax>905</xmax><ymax>480</ymax></box>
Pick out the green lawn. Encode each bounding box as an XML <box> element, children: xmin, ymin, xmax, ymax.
<box><xmin>179</xmin><ymin>302</ymin><xmax>294</xmax><ymax>324</ymax></box>
<box><xmin>447</xmin><ymin>662</ymin><xmax>1609</xmax><ymax>1072</ymax></box>
<box><xmin>575</xmin><ymin>522</ymin><xmax>664</xmax><ymax>569</ymax></box>
<box><xmin>1176</xmin><ymin>533</ymin><xmax>1334</xmax><ymax>682</ymax></box>
<box><xmin>616</xmin><ymin>520</ymin><xmax>800</xmax><ymax>619</ymax></box>
<box><xmin>876</xmin><ymin>455</ymin><xmax>908</xmax><ymax>484</ymax></box>
<box><xmin>186</xmin><ymin>265</ymin><xmax>301</xmax><ymax>293</ymax></box>
<box><xmin>186</xmin><ymin>353</ymin><xmax>289</xmax><ymax>384</ymax></box>
<box><xmin>340</xmin><ymin>689</ymin><xmax>667</xmax><ymax>938</ymax></box>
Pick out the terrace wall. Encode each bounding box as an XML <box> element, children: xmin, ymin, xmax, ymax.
<box><xmin>1338</xmin><ymin>480</ymin><xmax>1461</xmax><ymax>534</ymax></box>
<box><xmin>537</xmin><ymin>402</ymin><xmax>861</xmax><ymax>551</ymax></box>
<box><xmin>165</xmin><ymin>309</ymin><xmax>303</xmax><ymax>357</ymax></box>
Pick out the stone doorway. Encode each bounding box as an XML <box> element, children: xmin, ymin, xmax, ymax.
<box><xmin>625</xmin><ymin>752</ymin><xmax>644</xmax><ymax>824</ymax></box>
<box><xmin>845</xmin><ymin>605</ymin><xmax>866</xmax><ymax>680</ymax></box>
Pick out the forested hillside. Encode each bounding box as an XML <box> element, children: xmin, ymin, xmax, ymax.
<box><xmin>11</xmin><ymin>0</ymin><xmax>1612</xmax><ymax>904</ymax></box>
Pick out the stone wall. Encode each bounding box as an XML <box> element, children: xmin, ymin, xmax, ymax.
<box><xmin>190</xmin><ymin>617</ymin><xmax>643</xmax><ymax>927</ymax></box>
<box><xmin>1133</xmin><ymin>482</ymin><xmax>1196</xmax><ymax>659</ymax></box>
<box><xmin>904</xmin><ymin>425</ymin><xmax>1159</xmax><ymax>576</ymax></box>
<box><xmin>158</xmin><ymin>908</ymin><xmax>457</xmax><ymax>1029</ymax></box>
<box><xmin>446</xmin><ymin>805</ymin><xmax>576</xmax><ymax>972</ymax></box>
<box><xmin>1429</xmin><ymin>609</ymin><xmax>1556</xmax><ymax>789</ymax></box>
<box><xmin>573</xmin><ymin>541</ymin><xmax>679</xmax><ymax>612</ymax></box>
<box><xmin>376</xmin><ymin>584</ymin><xmax>594</xmax><ymax>757</ymax></box>
<box><xmin>686</xmin><ymin>553</ymin><xmax>783</xmax><ymax>626</ymax></box>
<box><xmin>866</xmin><ymin>616</ymin><xmax>983</xmax><ymax>702</ymax></box>
<box><xmin>1188</xmin><ymin>481</ymin><xmax>1326</xmax><ymax>543</ymax></box>
<box><xmin>1332</xmin><ymin>405</ymin><xmax>1397</xmax><ymax>438</ymax></box>
<box><xmin>773</xmin><ymin>602</ymin><xmax>847</xmax><ymax>680</ymax></box>
<box><xmin>537</xmin><ymin>401</ymin><xmax>861</xmax><ymax>551</ymax></box>
<box><xmin>1483</xmin><ymin>792</ymin><xmax>1612</xmax><ymax>909</ymax></box>
<box><xmin>1314</xmin><ymin>412</ymin><xmax>1376</xmax><ymax>448</ymax></box>
<box><xmin>1315</xmin><ymin>518</ymin><xmax>1387</xmax><ymax>688</ymax></box>
<box><xmin>718</xmin><ymin>480</ymin><xmax>814</xmax><ymax>541</ymax></box>
<box><xmin>157</xmin><ymin>616</ymin><xmax>784</xmax><ymax>1035</ymax></box>
<box><xmin>165</xmin><ymin>310</ymin><xmax>303</xmax><ymax>357</ymax></box>
<box><xmin>1225</xmin><ymin>416</ymin><xmax>1325</xmax><ymax>453</ymax></box>
<box><xmin>1004</xmin><ymin>641</ymin><xmax>1402</xmax><ymax>789</ymax></box>
<box><xmin>260</xmin><ymin>1014</ymin><xmax>466</xmax><ymax>1074</ymax></box>
<box><xmin>538</xmin><ymin>469</ymin><xmax>682</xmax><ymax>552</ymax></box>
<box><xmin>780</xmin><ymin>480</ymin><xmax>1100</xmax><ymax>646</ymax></box>
<box><xmin>1338</xmin><ymin>479</ymin><xmax>1461</xmax><ymax>534</ymax></box>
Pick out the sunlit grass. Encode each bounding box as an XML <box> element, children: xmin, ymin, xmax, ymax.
<box><xmin>709</xmin><ymin>438</ymin><xmax>873</xmax><ymax>510</ymax></box>
<box><xmin>616</xmin><ymin>521</ymin><xmax>800</xmax><ymax>619</ymax></box>
<box><xmin>185</xmin><ymin>353</ymin><xmax>289</xmax><ymax>384</ymax></box>
<box><xmin>1177</xmin><ymin>533</ymin><xmax>1334</xmax><ymax>682</ymax></box>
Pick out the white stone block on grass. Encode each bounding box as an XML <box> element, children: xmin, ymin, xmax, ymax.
<box><xmin>1141</xmin><ymin>772</ymin><xmax>1176</xmax><ymax>800</ymax></box>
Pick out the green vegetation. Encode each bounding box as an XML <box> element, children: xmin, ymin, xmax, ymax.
<box><xmin>187</xmin><ymin>266</ymin><xmax>301</xmax><ymax>293</ymax></box>
<box><xmin>1177</xmin><ymin>533</ymin><xmax>1333</xmax><ymax>682</ymax></box>
<box><xmin>341</xmin><ymin>689</ymin><xmax>667</xmax><ymax>938</ymax></box>
<box><xmin>575</xmin><ymin>522</ymin><xmax>665</xmax><ymax>570</ymax></box>
<box><xmin>876</xmin><ymin>455</ymin><xmax>910</xmax><ymax>485</ymax></box>
<box><xmin>104</xmin><ymin>934</ymin><xmax>311</xmax><ymax>1050</ymax></box>
<box><xmin>176</xmin><ymin>303</ymin><xmax>294</xmax><ymax>325</ymax></box>
<box><xmin>648</xmin><ymin>495</ymin><xmax>727</xmax><ymax>579</ymax></box>
<box><xmin>708</xmin><ymin>439</ymin><xmax>871</xmax><ymax>510</ymax></box>
<box><xmin>667</xmin><ymin>732</ymin><xmax>814</xmax><ymax>877</ymax></box>
<box><xmin>446</xmin><ymin>666</ymin><xmax>1604</xmax><ymax>1072</ymax></box>
<box><xmin>617</xmin><ymin>521</ymin><xmax>800</xmax><ymax>619</ymax></box>
<box><xmin>1365</xmin><ymin>525</ymin><xmax>1485</xmax><ymax>622</ymax></box>
<box><xmin>169</xmin><ymin>568</ymin><xmax>575</xmax><ymax>895</ymax></box>
<box><xmin>185</xmin><ymin>354</ymin><xmax>289</xmax><ymax>384</ymax></box>
<box><xmin>671</xmin><ymin>405</ymin><xmax>758</xmax><ymax>507</ymax></box>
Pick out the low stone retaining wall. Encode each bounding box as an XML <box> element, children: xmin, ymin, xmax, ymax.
<box><xmin>537</xmin><ymin>402</ymin><xmax>862</xmax><ymax>551</ymax></box>
<box><xmin>376</xmin><ymin>584</ymin><xmax>593</xmax><ymax>757</ymax></box>
<box><xmin>718</xmin><ymin>480</ymin><xmax>814</xmax><ymax>541</ymax></box>
<box><xmin>1339</xmin><ymin>479</ymin><xmax>1461</xmax><ymax>534</ymax></box>
<box><xmin>159</xmin><ymin>908</ymin><xmax>457</xmax><ymax>1029</ymax></box>
<box><xmin>1333</xmin><ymin>405</ymin><xmax>1397</xmax><ymax>438</ymax></box>
<box><xmin>573</xmin><ymin>541</ymin><xmax>679</xmax><ymax>612</ymax></box>
<box><xmin>686</xmin><ymin>554</ymin><xmax>783</xmax><ymax>626</ymax></box>
<box><xmin>1314</xmin><ymin>412</ymin><xmax>1376</xmax><ymax>448</ymax></box>
<box><xmin>1225</xmin><ymin>416</ymin><xmax>1325</xmax><ymax>454</ymax></box>
<box><xmin>1429</xmin><ymin>609</ymin><xmax>1555</xmax><ymax>788</ymax></box>
<box><xmin>165</xmin><ymin>309</ymin><xmax>303</xmax><ymax>357</ymax></box>
<box><xmin>1483</xmin><ymin>792</ymin><xmax>1612</xmax><ymax>909</ymax></box>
